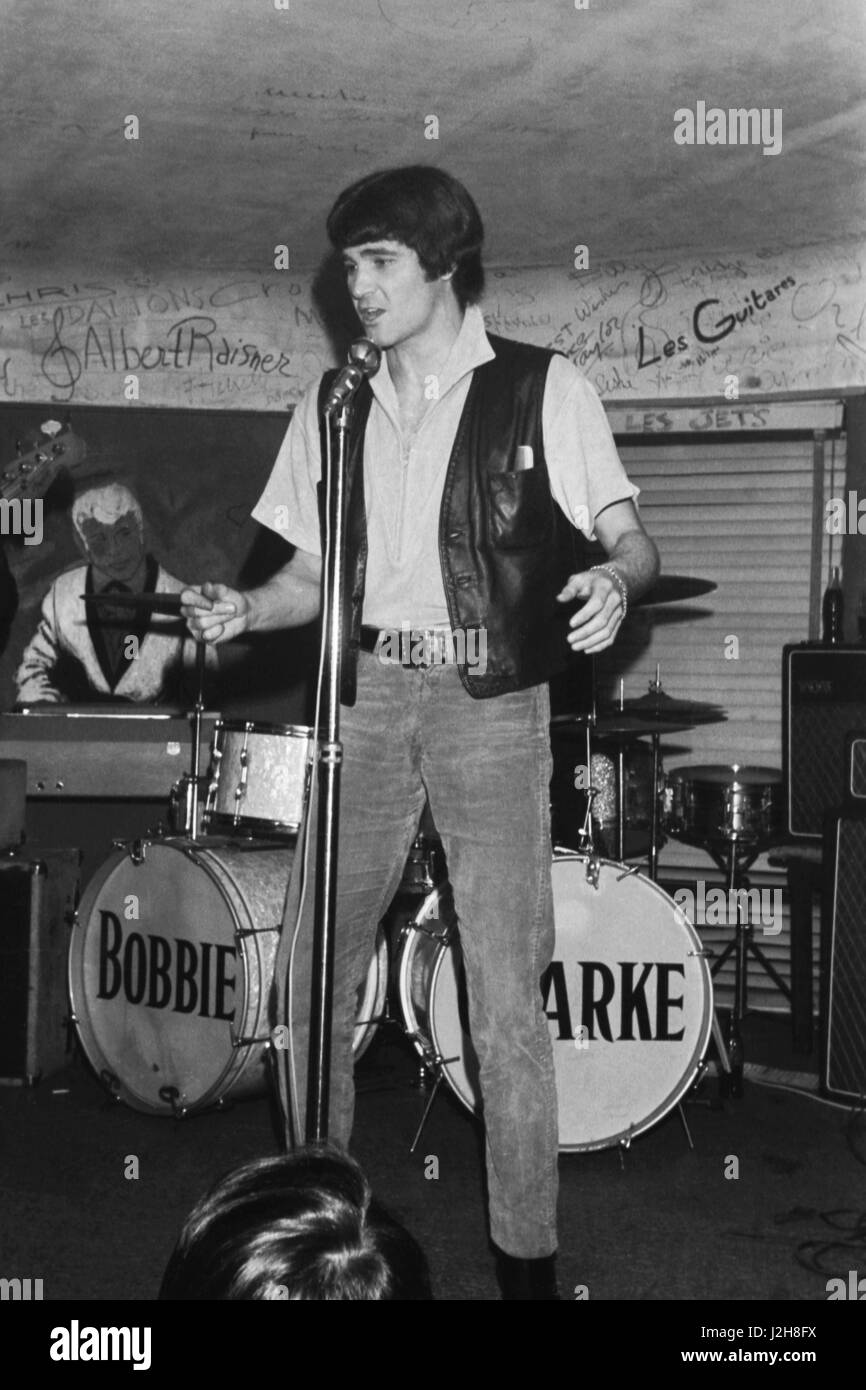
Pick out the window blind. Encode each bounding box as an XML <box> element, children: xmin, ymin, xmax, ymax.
<box><xmin>598</xmin><ymin>434</ymin><xmax>844</xmax><ymax>768</ymax></box>
<box><xmin>593</xmin><ymin>427</ymin><xmax>845</xmax><ymax>1013</ymax></box>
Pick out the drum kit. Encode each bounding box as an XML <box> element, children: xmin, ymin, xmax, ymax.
<box><xmin>67</xmin><ymin>576</ymin><xmax>784</xmax><ymax>1146</ymax></box>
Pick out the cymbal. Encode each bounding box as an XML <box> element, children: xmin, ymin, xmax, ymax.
<box><xmin>551</xmin><ymin>712</ymin><xmax>692</xmax><ymax>738</ymax></box>
<box><xmin>621</xmin><ymin>689</ymin><xmax>727</xmax><ymax>722</ymax></box>
<box><xmin>668</xmin><ymin>763</ymin><xmax>782</xmax><ymax>786</ymax></box>
<box><xmin>635</xmin><ymin>576</ymin><xmax>717</xmax><ymax>606</ymax></box>
<box><xmin>625</xmin><ymin>606</ymin><xmax>715</xmax><ymax>626</ymax></box>
<box><xmin>82</xmin><ymin>591</ymin><xmax>183</xmax><ymax>615</ymax></box>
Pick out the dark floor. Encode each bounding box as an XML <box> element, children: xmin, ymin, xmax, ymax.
<box><xmin>1</xmin><ymin>1006</ymin><xmax>864</xmax><ymax>1305</ymax></box>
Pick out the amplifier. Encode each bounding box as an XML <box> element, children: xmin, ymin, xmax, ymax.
<box><xmin>822</xmin><ymin>813</ymin><xmax>866</xmax><ymax>1103</ymax></box>
<box><xmin>0</xmin><ymin>710</ymin><xmax>219</xmax><ymax>799</ymax></box>
<box><xmin>0</xmin><ymin>848</ymin><xmax>81</xmax><ymax>1084</ymax></box>
<box><xmin>845</xmin><ymin>730</ymin><xmax>866</xmax><ymax>804</ymax></box>
<box><xmin>783</xmin><ymin>645</ymin><xmax>866</xmax><ymax>839</ymax></box>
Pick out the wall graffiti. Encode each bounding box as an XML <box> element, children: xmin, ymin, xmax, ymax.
<box><xmin>1</xmin><ymin>237</ymin><xmax>864</xmax><ymax>410</ymax></box>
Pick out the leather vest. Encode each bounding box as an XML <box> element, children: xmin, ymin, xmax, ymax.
<box><xmin>317</xmin><ymin>333</ymin><xmax>587</xmax><ymax>704</ymax></box>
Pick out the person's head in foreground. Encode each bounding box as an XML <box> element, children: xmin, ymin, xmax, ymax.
<box><xmin>159</xmin><ymin>1146</ymin><xmax>432</xmax><ymax>1300</ymax></box>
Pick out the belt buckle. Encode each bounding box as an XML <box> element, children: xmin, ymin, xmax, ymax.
<box><xmin>404</xmin><ymin>627</ymin><xmax>429</xmax><ymax>668</ymax></box>
<box><xmin>375</xmin><ymin>626</ymin><xmax>455</xmax><ymax>668</ymax></box>
<box><xmin>418</xmin><ymin>628</ymin><xmax>451</xmax><ymax>668</ymax></box>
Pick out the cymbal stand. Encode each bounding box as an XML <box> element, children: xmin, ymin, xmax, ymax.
<box><xmin>610</xmin><ymin>671</ymin><xmax>664</xmax><ymax>876</ymax></box>
<box><xmin>647</xmin><ymin>730</ymin><xmax>662</xmax><ymax>882</ymax></box>
<box><xmin>615</xmin><ymin>679</ymin><xmax>626</xmax><ymax>862</ymax></box>
<box><xmin>646</xmin><ymin>667</ymin><xmax>664</xmax><ymax>882</ymax></box>
<box><xmin>577</xmin><ymin>717</ymin><xmax>600</xmax><ymax>856</ymax></box>
<box><xmin>578</xmin><ymin>655</ymin><xmax>601</xmax><ymax>855</ymax></box>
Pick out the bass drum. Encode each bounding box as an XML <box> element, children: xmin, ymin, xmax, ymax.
<box><xmin>397</xmin><ymin>855</ymin><xmax>713</xmax><ymax>1152</ymax></box>
<box><xmin>69</xmin><ymin>839</ymin><xmax>386</xmax><ymax>1115</ymax></box>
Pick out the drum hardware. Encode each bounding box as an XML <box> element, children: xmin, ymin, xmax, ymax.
<box><xmin>707</xmin><ymin>839</ymin><xmax>788</xmax><ymax>1100</ymax></box>
<box><xmin>584</xmin><ymin>851</ymin><xmax>602</xmax><ymax>889</ymax></box>
<box><xmin>187</xmin><ymin>639</ymin><xmax>208</xmax><ymax>841</ymax></box>
<box><xmin>158</xmin><ymin>1086</ymin><xmax>185</xmax><ymax>1116</ymax></box>
<box><xmin>407</xmin><ymin>1050</ymin><xmax>464</xmax><ymax>1156</ymax></box>
<box><xmin>168</xmin><ymin>775</ymin><xmax>209</xmax><ymax>838</ymax></box>
<box><xmin>100</xmin><ymin>1068</ymin><xmax>122</xmax><ymax>1098</ymax></box>
<box><xmin>232</xmin><ymin>1029</ymin><xmax>273</xmax><ymax>1048</ymax></box>
<box><xmin>401</xmin><ymin>833</ymin><xmax>447</xmax><ymax>895</ymax></box>
<box><xmin>663</xmin><ymin>763</ymin><xmax>786</xmax><ymax>1095</ymax></box>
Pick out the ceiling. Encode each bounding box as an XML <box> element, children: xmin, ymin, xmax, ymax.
<box><xmin>2</xmin><ymin>0</ymin><xmax>865</xmax><ymax>277</ymax></box>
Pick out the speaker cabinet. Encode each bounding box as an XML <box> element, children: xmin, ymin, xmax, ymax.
<box><xmin>822</xmin><ymin>814</ymin><xmax>866</xmax><ymax>1103</ymax></box>
<box><xmin>783</xmin><ymin>645</ymin><xmax>866</xmax><ymax>839</ymax></box>
<box><xmin>845</xmin><ymin>731</ymin><xmax>866</xmax><ymax>805</ymax></box>
<box><xmin>0</xmin><ymin>849</ymin><xmax>80</xmax><ymax>1084</ymax></box>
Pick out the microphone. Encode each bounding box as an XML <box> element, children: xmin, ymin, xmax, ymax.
<box><xmin>323</xmin><ymin>338</ymin><xmax>381</xmax><ymax>414</ymax></box>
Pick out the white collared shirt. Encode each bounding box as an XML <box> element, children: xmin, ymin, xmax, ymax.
<box><xmin>252</xmin><ymin>305</ymin><xmax>638</xmax><ymax>627</ymax></box>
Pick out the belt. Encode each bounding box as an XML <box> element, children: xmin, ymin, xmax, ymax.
<box><xmin>359</xmin><ymin>624</ymin><xmax>460</xmax><ymax>668</ymax></box>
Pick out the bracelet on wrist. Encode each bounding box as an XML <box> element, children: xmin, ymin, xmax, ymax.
<box><xmin>590</xmin><ymin>564</ymin><xmax>628</xmax><ymax>622</ymax></box>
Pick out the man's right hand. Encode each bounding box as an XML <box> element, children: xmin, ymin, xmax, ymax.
<box><xmin>180</xmin><ymin>581</ymin><xmax>251</xmax><ymax>645</ymax></box>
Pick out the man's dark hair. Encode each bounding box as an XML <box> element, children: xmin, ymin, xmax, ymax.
<box><xmin>158</xmin><ymin>1147</ymin><xmax>432</xmax><ymax>1301</ymax></box>
<box><xmin>326</xmin><ymin>165</ymin><xmax>485</xmax><ymax>310</ymax></box>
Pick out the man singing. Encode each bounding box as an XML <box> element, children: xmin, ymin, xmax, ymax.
<box><xmin>182</xmin><ymin>166</ymin><xmax>659</xmax><ymax>1299</ymax></box>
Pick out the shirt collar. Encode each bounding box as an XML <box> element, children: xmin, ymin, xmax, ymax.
<box><xmin>370</xmin><ymin>304</ymin><xmax>494</xmax><ymax>410</ymax></box>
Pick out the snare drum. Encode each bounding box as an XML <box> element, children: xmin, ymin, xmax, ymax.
<box><xmin>665</xmin><ymin>764</ymin><xmax>782</xmax><ymax>845</ymax></box>
<box><xmin>397</xmin><ymin>856</ymin><xmax>713</xmax><ymax>1151</ymax></box>
<box><xmin>70</xmin><ymin>839</ymin><xmax>385</xmax><ymax>1114</ymax></box>
<box><xmin>204</xmin><ymin>720</ymin><xmax>315</xmax><ymax>835</ymax></box>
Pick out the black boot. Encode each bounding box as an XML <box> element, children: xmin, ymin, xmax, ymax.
<box><xmin>495</xmin><ymin>1251</ymin><xmax>561</xmax><ymax>1300</ymax></box>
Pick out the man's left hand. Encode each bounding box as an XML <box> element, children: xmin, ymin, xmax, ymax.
<box><xmin>556</xmin><ymin>568</ymin><xmax>625</xmax><ymax>654</ymax></box>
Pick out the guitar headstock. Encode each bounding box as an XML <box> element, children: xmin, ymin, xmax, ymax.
<box><xmin>1</xmin><ymin>419</ymin><xmax>87</xmax><ymax>504</ymax></box>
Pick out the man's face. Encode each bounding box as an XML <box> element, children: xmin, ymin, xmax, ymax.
<box><xmin>79</xmin><ymin>511</ymin><xmax>145</xmax><ymax>584</ymax></box>
<box><xmin>341</xmin><ymin>240</ymin><xmax>452</xmax><ymax>350</ymax></box>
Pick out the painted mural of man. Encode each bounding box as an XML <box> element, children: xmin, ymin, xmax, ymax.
<box><xmin>15</xmin><ymin>481</ymin><xmax>212</xmax><ymax>705</ymax></box>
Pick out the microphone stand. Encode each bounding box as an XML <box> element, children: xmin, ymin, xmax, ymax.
<box><xmin>305</xmin><ymin>398</ymin><xmax>351</xmax><ymax>1142</ymax></box>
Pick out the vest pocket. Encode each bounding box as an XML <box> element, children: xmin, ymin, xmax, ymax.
<box><xmin>486</xmin><ymin>467</ymin><xmax>552</xmax><ymax>550</ymax></box>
